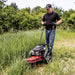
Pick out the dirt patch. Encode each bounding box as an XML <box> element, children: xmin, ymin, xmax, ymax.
<box><xmin>60</xmin><ymin>57</ymin><xmax>75</xmax><ymax>72</ymax></box>
<box><xmin>35</xmin><ymin>66</ymin><xmax>45</xmax><ymax>75</ymax></box>
<box><xmin>54</xmin><ymin>39</ymin><xmax>75</xmax><ymax>48</ymax></box>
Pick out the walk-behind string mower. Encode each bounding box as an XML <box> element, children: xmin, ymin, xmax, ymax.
<box><xmin>25</xmin><ymin>23</ymin><xmax>55</xmax><ymax>67</ymax></box>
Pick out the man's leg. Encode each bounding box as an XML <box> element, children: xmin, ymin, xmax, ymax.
<box><xmin>45</xmin><ymin>30</ymin><xmax>49</xmax><ymax>50</ymax></box>
<box><xmin>48</xmin><ymin>29</ymin><xmax>56</xmax><ymax>62</ymax></box>
<box><xmin>49</xmin><ymin>29</ymin><xmax>56</xmax><ymax>53</ymax></box>
<box><xmin>45</xmin><ymin>30</ymin><xmax>52</xmax><ymax>62</ymax></box>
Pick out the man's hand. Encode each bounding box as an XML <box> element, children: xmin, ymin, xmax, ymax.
<box><xmin>41</xmin><ymin>21</ymin><xmax>45</xmax><ymax>25</ymax></box>
<box><xmin>56</xmin><ymin>19</ymin><xmax>62</xmax><ymax>25</ymax></box>
<box><xmin>42</xmin><ymin>23</ymin><xmax>47</xmax><ymax>26</ymax></box>
<box><xmin>52</xmin><ymin>19</ymin><xmax>62</xmax><ymax>26</ymax></box>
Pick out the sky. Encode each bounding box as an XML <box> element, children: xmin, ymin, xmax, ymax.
<box><xmin>6</xmin><ymin>0</ymin><xmax>75</xmax><ymax>11</ymax></box>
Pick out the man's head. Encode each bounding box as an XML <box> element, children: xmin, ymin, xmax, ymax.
<box><xmin>46</xmin><ymin>4</ymin><xmax>52</xmax><ymax>14</ymax></box>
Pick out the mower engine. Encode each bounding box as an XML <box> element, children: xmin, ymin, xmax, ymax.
<box><xmin>29</xmin><ymin>45</ymin><xmax>46</xmax><ymax>56</ymax></box>
<box><xmin>26</xmin><ymin>44</ymin><xmax>46</xmax><ymax>63</ymax></box>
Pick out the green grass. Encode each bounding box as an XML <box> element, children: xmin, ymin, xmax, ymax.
<box><xmin>0</xmin><ymin>29</ymin><xmax>75</xmax><ymax>75</ymax></box>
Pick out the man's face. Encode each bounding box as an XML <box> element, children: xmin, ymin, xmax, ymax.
<box><xmin>47</xmin><ymin>8</ymin><xmax>52</xmax><ymax>13</ymax></box>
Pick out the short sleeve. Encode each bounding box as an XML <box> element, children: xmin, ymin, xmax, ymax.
<box><xmin>42</xmin><ymin>15</ymin><xmax>45</xmax><ymax>21</ymax></box>
<box><xmin>56</xmin><ymin>13</ymin><xmax>61</xmax><ymax>21</ymax></box>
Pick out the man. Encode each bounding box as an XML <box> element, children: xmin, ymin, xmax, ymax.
<box><xmin>41</xmin><ymin>4</ymin><xmax>62</xmax><ymax>62</ymax></box>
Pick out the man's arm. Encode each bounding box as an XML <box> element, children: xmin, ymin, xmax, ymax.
<box><xmin>56</xmin><ymin>19</ymin><xmax>62</xmax><ymax>25</ymax></box>
<box><xmin>56</xmin><ymin>13</ymin><xmax>62</xmax><ymax>25</ymax></box>
<box><xmin>41</xmin><ymin>14</ymin><xmax>45</xmax><ymax>25</ymax></box>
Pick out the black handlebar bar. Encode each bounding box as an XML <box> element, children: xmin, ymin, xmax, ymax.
<box><xmin>39</xmin><ymin>43</ymin><xmax>47</xmax><ymax>46</ymax></box>
<box><xmin>42</xmin><ymin>22</ymin><xmax>57</xmax><ymax>26</ymax></box>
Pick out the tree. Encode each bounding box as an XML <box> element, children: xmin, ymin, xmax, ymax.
<box><xmin>24</xmin><ymin>7</ymin><xmax>31</xmax><ymax>14</ymax></box>
<box><xmin>32</xmin><ymin>6</ymin><xmax>41</xmax><ymax>12</ymax></box>
<box><xmin>0</xmin><ymin>0</ymin><xmax>6</xmax><ymax>9</ymax></box>
<box><xmin>10</xmin><ymin>2</ymin><xmax>18</xmax><ymax>10</ymax></box>
<box><xmin>0</xmin><ymin>0</ymin><xmax>7</xmax><ymax>33</ymax></box>
<box><xmin>61</xmin><ymin>9</ymin><xmax>75</xmax><ymax>30</ymax></box>
<box><xmin>68</xmin><ymin>13</ymin><xmax>75</xmax><ymax>31</ymax></box>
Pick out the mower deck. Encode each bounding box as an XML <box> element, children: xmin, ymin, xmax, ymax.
<box><xmin>26</xmin><ymin>56</ymin><xmax>43</xmax><ymax>63</ymax></box>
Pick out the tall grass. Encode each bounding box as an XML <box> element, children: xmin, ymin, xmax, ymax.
<box><xmin>0</xmin><ymin>29</ymin><xmax>75</xmax><ymax>75</ymax></box>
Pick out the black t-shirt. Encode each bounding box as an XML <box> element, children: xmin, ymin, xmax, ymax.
<box><xmin>42</xmin><ymin>11</ymin><xmax>61</xmax><ymax>29</ymax></box>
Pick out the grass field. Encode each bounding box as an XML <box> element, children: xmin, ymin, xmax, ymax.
<box><xmin>0</xmin><ymin>29</ymin><xmax>75</xmax><ymax>75</ymax></box>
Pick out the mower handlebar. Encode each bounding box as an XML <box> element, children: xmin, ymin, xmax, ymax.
<box><xmin>42</xmin><ymin>22</ymin><xmax>57</xmax><ymax>26</ymax></box>
<box><xmin>39</xmin><ymin>43</ymin><xmax>47</xmax><ymax>46</ymax></box>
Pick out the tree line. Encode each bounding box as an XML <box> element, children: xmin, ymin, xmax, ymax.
<box><xmin>0</xmin><ymin>0</ymin><xmax>75</xmax><ymax>34</ymax></box>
